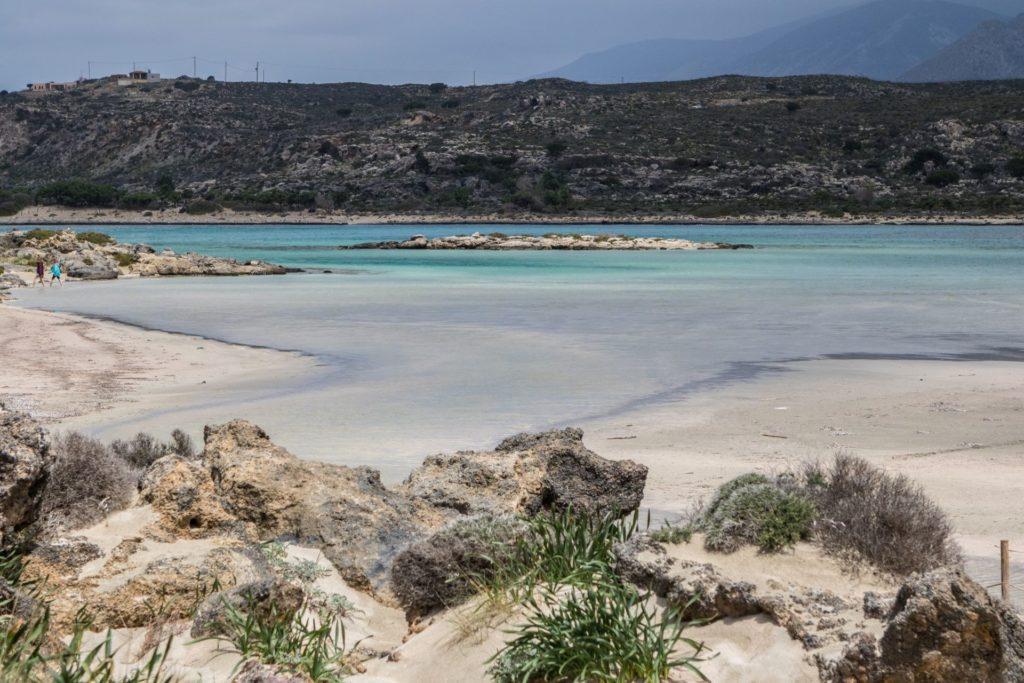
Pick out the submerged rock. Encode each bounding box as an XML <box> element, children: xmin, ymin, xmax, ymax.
<box><xmin>342</xmin><ymin>232</ymin><xmax>734</xmax><ymax>251</ymax></box>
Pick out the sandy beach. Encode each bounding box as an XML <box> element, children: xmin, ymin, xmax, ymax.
<box><xmin>4</xmin><ymin>298</ymin><xmax>1021</xmax><ymax>604</ymax></box>
<box><xmin>0</xmin><ymin>305</ymin><xmax>317</xmax><ymax>437</ymax></box>
<box><xmin>4</xmin><ymin>205</ymin><xmax>1024</xmax><ymax>226</ymax></box>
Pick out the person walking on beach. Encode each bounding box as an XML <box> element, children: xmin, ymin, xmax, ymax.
<box><xmin>33</xmin><ymin>259</ymin><xmax>45</xmax><ymax>286</ymax></box>
<box><xmin>49</xmin><ymin>261</ymin><xmax>63</xmax><ymax>287</ymax></box>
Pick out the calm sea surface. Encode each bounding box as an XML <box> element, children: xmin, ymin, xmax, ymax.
<box><xmin>11</xmin><ymin>223</ymin><xmax>1024</xmax><ymax>478</ymax></box>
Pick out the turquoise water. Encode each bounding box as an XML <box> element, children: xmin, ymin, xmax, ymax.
<box><xmin>11</xmin><ymin>223</ymin><xmax>1024</xmax><ymax>477</ymax></box>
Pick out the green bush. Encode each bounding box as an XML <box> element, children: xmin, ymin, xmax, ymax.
<box><xmin>785</xmin><ymin>101</ymin><xmax>801</xmax><ymax>113</ymax></box>
<box><xmin>925</xmin><ymin>169</ymin><xmax>960</xmax><ymax>187</ymax></box>
<box><xmin>441</xmin><ymin>98</ymin><xmax>460</xmax><ymax>109</ymax></box>
<box><xmin>403</xmin><ymin>100</ymin><xmax>427</xmax><ymax>111</ymax></box>
<box><xmin>545</xmin><ymin>141</ymin><xmax>568</xmax><ymax>158</ymax></box>
<box><xmin>183</xmin><ymin>199</ymin><xmax>221</xmax><ymax>215</ymax></box>
<box><xmin>120</xmin><ymin>192</ymin><xmax>159</xmax><ymax>209</ymax></box>
<box><xmin>702</xmin><ymin>476</ymin><xmax>815</xmax><ymax>553</ymax></box>
<box><xmin>76</xmin><ymin>231</ymin><xmax>114</xmax><ymax>245</ymax></box>
<box><xmin>36</xmin><ymin>180</ymin><xmax>120</xmax><ymax>208</ymax></box>
<box><xmin>428</xmin><ymin>82</ymin><xmax>447</xmax><ymax>94</ymax></box>
<box><xmin>650</xmin><ymin>523</ymin><xmax>693</xmax><ymax>545</ymax></box>
<box><xmin>904</xmin><ymin>148</ymin><xmax>947</xmax><ymax>174</ymax></box>
<box><xmin>23</xmin><ymin>229</ymin><xmax>57</xmax><ymax>241</ymax></box>
<box><xmin>113</xmin><ymin>252</ymin><xmax>139</xmax><ymax>268</ymax></box>
<box><xmin>1006</xmin><ymin>156</ymin><xmax>1024</xmax><ymax>179</ymax></box>
<box><xmin>0</xmin><ymin>191</ymin><xmax>32</xmax><ymax>217</ymax></box>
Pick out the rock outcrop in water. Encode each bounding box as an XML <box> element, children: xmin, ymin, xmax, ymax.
<box><xmin>0</xmin><ymin>229</ymin><xmax>286</xmax><ymax>284</ymax></box>
<box><xmin>343</xmin><ymin>232</ymin><xmax>751</xmax><ymax>250</ymax></box>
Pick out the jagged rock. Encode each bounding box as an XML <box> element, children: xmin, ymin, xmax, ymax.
<box><xmin>28</xmin><ymin>538</ymin><xmax>102</xmax><ymax>575</ymax></box>
<box><xmin>62</xmin><ymin>253</ymin><xmax>119</xmax><ymax>280</ymax></box>
<box><xmin>825</xmin><ymin>569</ymin><xmax>1024</xmax><ymax>682</ymax></box>
<box><xmin>402</xmin><ymin>427</ymin><xmax>647</xmax><ymax>517</ymax></box>
<box><xmin>390</xmin><ymin>514</ymin><xmax>524</xmax><ymax>617</ymax></box>
<box><xmin>139</xmin><ymin>455</ymin><xmax>236</xmax><ymax>537</ymax></box>
<box><xmin>0</xmin><ymin>403</ymin><xmax>50</xmax><ymax>542</ymax></box>
<box><xmin>201</xmin><ymin>420</ymin><xmax>431</xmax><ymax>592</ymax></box>
<box><xmin>191</xmin><ymin>577</ymin><xmax>305</xmax><ymax>638</ymax></box>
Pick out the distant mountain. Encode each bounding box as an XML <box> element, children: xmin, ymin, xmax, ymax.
<box><xmin>728</xmin><ymin>0</ymin><xmax>1000</xmax><ymax>79</ymax></box>
<box><xmin>901</xmin><ymin>14</ymin><xmax>1024</xmax><ymax>80</ymax></box>
<box><xmin>543</xmin><ymin>0</ymin><xmax>999</xmax><ymax>83</ymax></box>
<box><xmin>539</xmin><ymin>22</ymin><xmax>800</xmax><ymax>84</ymax></box>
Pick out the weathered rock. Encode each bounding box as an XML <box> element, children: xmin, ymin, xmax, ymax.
<box><xmin>28</xmin><ymin>537</ymin><xmax>102</xmax><ymax>575</ymax></box>
<box><xmin>0</xmin><ymin>403</ymin><xmax>50</xmax><ymax>542</ymax></box>
<box><xmin>139</xmin><ymin>455</ymin><xmax>236</xmax><ymax>537</ymax></box>
<box><xmin>191</xmin><ymin>577</ymin><xmax>305</xmax><ymax>638</ymax></box>
<box><xmin>62</xmin><ymin>252</ymin><xmax>119</xmax><ymax>280</ymax></box>
<box><xmin>402</xmin><ymin>427</ymin><xmax>647</xmax><ymax>517</ymax></box>
<box><xmin>390</xmin><ymin>514</ymin><xmax>523</xmax><ymax>617</ymax></box>
<box><xmin>343</xmin><ymin>232</ymin><xmax>728</xmax><ymax>251</ymax></box>
<box><xmin>825</xmin><ymin>569</ymin><xmax>1024</xmax><ymax>682</ymax></box>
<box><xmin>202</xmin><ymin>420</ymin><xmax>432</xmax><ymax>591</ymax></box>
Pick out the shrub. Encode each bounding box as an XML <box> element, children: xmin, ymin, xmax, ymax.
<box><xmin>403</xmin><ymin>101</ymin><xmax>427</xmax><ymax>111</ymax></box>
<box><xmin>183</xmin><ymin>199</ymin><xmax>221</xmax><ymax>215</ymax></box>
<box><xmin>335</xmin><ymin>107</ymin><xmax>352</xmax><ymax>118</ymax></box>
<box><xmin>702</xmin><ymin>475</ymin><xmax>815</xmax><ymax>553</ymax></box>
<box><xmin>109</xmin><ymin>430</ymin><xmax>195</xmax><ymax>468</ymax></box>
<box><xmin>441</xmin><ymin>98</ymin><xmax>460</xmax><ymax>109</ymax></box>
<box><xmin>650</xmin><ymin>523</ymin><xmax>693</xmax><ymax>544</ymax></box>
<box><xmin>904</xmin><ymin>148</ymin><xmax>947</xmax><ymax>174</ymax></box>
<box><xmin>428</xmin><ymin>82</ymin><xmax>447</xmax><ymax>94</ymax></box>
<box><xmin>488</xmin><ymin>581</ymin><xmax>705</xmax><ymax>683</ymax></box>
<box><xmin>0</xmin><ymin>191</ymin><xmax>31</xmax><ymax>217</ymax></box>
<box><xmin>1006</xmin><ymin>156</ymin><xmax>1024</xmax><ymax>179</ymax></box>
<box><xmin>113</xmin><ymin>252</ymin><xmax>139</xmax><ymax>267</ymax></box>
<box><xmin>40</xmin><ymin>432</ymin><xmax>138</xmax><ymax>532</ymax></box>
<box><xmin>412</xmin><ymin>150</ymin><xmax>431</xmax><ymax>174</ymax></box>
<box><xmin>925</xmin><ymin>169</ymin><xmax>960</xmax><ymax>187</ymax></box>
<box><xmin>970</xmin><ymin>162</ymin><xmax>996</xmax><ymax>179</ymax></box>
<box><xmin>785</xmin><ymin>101</ymin><xmax>801</xmax><ymax>112</ymax></box>
<box><xmin>545</xmin><ymin>141</ymin><xmax>568</xmax><ymax>158</ymax></box>
<box><xmin>120</xmin><ymin>192</ymin><xmax>159</xmax><ymax>209</ymax></box>
<box><xmin>36</xmin><ymin>180</ymin><xmax>120</xmax><ymax>208</ymax></box>
<box><xmin>801</xmin><ymin>454</ymin><xmax>958</xmax><ymax>575</ymax></box>
<box><xmin>75</xmin><ymin>231</ymin><xmax>114</xmax><ymax>246</ymax></box>
<box><xmin>173</xmin><ymin>80</ymin><xmax>200</xmax><ymax>92</ymax></box>
<box><xmin>23</xmin><ymin>229</ymin><xmax>57</xmax><ymax>241</ymax></box>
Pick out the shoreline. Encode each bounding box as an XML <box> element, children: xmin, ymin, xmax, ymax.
<box><xmin>3</xmin><ymin>206</ymin><xmax>1024</xmax><ymax>226</ymax></box>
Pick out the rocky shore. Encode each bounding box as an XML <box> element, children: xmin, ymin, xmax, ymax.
<box><xmin>0</xmin><ymin>402</ymin><xmax>1021</xmax><ymax>681</ymax></box>
<box><xmin>0</xmin><ymin>228</ymin><xmax>286</xmax><ymax>299</ymax></box>
<box><xmin>343</xmin><ymin>232</ymin><xmax>752</xmax><ymax>250</ymax></box>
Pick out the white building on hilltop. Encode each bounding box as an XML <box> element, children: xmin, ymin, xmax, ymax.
<box><xmin>117</xmin><ymin>70</ymin><xmax>161</xmax><ymax>86</ymax></box>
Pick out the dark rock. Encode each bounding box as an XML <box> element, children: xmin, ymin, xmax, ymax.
<box><xmin>29</xmin><ymin>538</ymin><xmax>102</xmax><ymax>572</ymax></box>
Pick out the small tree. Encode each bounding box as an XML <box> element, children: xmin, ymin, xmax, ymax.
<box><xmin>545</xmin><ymin>141</ymin><xmax>567</xmax><ymax>158</ymax></box>
<box><xmin>1006</xmin><ymin>156</ymin><xmax>1024</xmax><ymax>179</ymax></box>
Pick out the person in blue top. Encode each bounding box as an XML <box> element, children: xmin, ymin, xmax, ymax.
<box><xmin>49</xmin><ymin>261</ymin><xmax>63</xmax><ymax>287</ymax></box>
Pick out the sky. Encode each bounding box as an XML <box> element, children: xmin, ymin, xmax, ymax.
<box><xmin>0</xmin><ymin>0</ymin><xmax>1015</xmax><ymax>91</ymax></box>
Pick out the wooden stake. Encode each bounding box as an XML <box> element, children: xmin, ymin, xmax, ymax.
<box><xmin>1001</xmin><ymin>540</ymin><xmax>1010</xmax><ymax>602</ymax></box>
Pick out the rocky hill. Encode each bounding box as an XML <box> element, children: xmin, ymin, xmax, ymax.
<box><xmin>3</xmin><ymin>74</ymin><xmax>1024</xmax><ymax>219</ymax></box>
<box><xmin>902</xmin><ymin>14</ymin><xmax>1024</xmax><ymax>81</ymax></box>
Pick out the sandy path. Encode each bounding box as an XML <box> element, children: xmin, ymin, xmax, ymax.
<box><xmin>0</xmin><ymin>305</ymin><xmax>316</xmax><ymax>435</ymax></box>
<box><xmin>584</xmin><ymin>358</ymin><xmax>1024</xmax><ymax>604</ymax></box>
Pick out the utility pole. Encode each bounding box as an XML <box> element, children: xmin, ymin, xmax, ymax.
<box><xmin>255</xmin><ymin>61</ymin><xmax>260</xmax><ymax>83</ymax></box>
<box><xmin>193</xmin><ymin>56</ymin><xmax>197</xmax><ymax>78</ymax></box>
<box><xmin>224</xmin><ymin>61</ymin><xmax>228</xmax><ymax>83</ymax></box>
<box><xmin>472</xmin><ymin>69</ymin><xmax>476</xmax><ymax>87</ymax></box>
<box><xmin>87</xmin><ymin>61</ymin><xmax>91</xmax><ymax>79</ymax></box>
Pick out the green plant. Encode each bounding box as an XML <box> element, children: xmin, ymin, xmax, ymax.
<box><xmin>198</xmin><ymin>595</ymin><xmax>353</xmax><ymax>682</ymax></box>
<box><xmin>76</xmin><ymin>231</ymin><xmax>114</xmax><ymax>245</ymax></box>
<box><xmin>403</xmin><ymin>101</ymin><xmax>427</xmax><ymax>111</ymax></box>
<box><xmin>183</xmin><ymin>199</ymin><xmax>221</xmax><ymax>215</ymax></box>
<box><xmin>925</xmin><ymin>169</ymin><xmax>959</xmax><ymax>187</ymax></box>
<box><xmin>545</xmin><ymin>141</ymin><xmax>568</xmax><ymax>158</ymax></box>
<box><xmin>1005</xmin><ymin>156</ymin><xmax>1024</xmax><ymax>179</ymax></box>
<box><xmin>114</xmin><ymin>252</ymin><xmax>139</xmax><ymax>268</ymax></box>
<box><xmin>36</xmin><ymin>180</ymin><xmax>120</xmax><ymax>208</ymax></box>
<box><xmin>904</xmin><ymin>148</ymin><xmax>947</xmax><ymax>174</ymax></box>
<box><xmin>488</xmin><ymin>581</ymin><xmax>706</xmax><ymax>683</ymax></box>
<box><xmin>702</xmin><ymin>476</ymin><xmax>814</xmax><ymax>553</ymax></box>
<box><xmin>23</xmin><ymin>229</ymin><xmax>57</xmax><ymax>241</ymax></box>
<box><xmin>650</xmin><ymin>523</ymin><xmax>693</xmax><ymax>545</ymax></box>
<box><xmin>785</xmin><ymin>101</ymin><xmax>801</xmax><ymax>112</ymax></box>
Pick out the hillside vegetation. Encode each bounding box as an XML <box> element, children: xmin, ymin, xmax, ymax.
<box><xmin>2</xmin><ymin>75</ymin><xmax>1024</xmax><ymax>218</ymax></box>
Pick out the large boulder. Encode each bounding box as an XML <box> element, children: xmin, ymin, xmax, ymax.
<box><xmin>62</xmin><ymin>252</ymin><xmax>119</xmax><ymax>280</ymax></box>
<box><xmin>400</xmin><ymin>427</ymin><xmax>647</xmax><ymax>517</ymax></box>
<box><xmin>0</xmin><ymin>404</ymin><xmax>50</xmax><ymax>542</ymax></box>
<box><xmin>202</xmin><ymin>420</ymin><xmax>431</xmax><ymax>591</ymax></box>
<box><xmin>826</xmin><ymin>568</ymin><xmax>1024</xmax><ymax>682</ymax></box>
